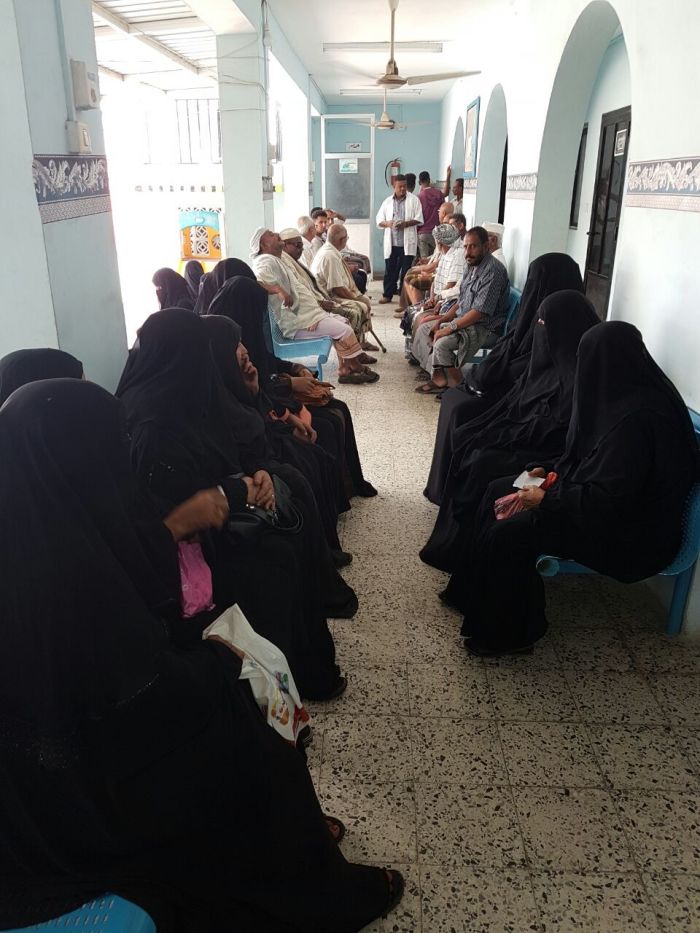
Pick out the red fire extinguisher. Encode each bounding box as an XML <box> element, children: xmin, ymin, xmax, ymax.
<box><xmin>385</xmin><ymin>157</ymin><xmax>401</xmax><ymax>187</ymax></box>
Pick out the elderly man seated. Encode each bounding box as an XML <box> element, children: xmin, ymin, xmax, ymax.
<box><xmin>404</xmin><ymin>224</ymin><xmax>466</xmax><ymax>368</ymax></box>
<box><xmin>397</xmin><ymin>201</ymin><xmax>455</xmax><ymax>315</ymax></box>
<box><xmin>312</xmin><ymin>224</ymin><xmax>376</xmax><ymax>351</ymax></box>
<box><xmin>414</xmin><ymin>226</ymin><xmax>510</xmax><ymax>394</ymax></box>
<box><xmin>482</xmin><ymin>221</ymin><xmax>506</xmax><ymax>266</ymax></box>
<box><xmin>250</xmin><ymin>227</ymin><xmax>379</xmax><ymax>384</ymax></box>
<box><xmin>297</xmin><ymin>215</ymin><xmax>317</xmax><ymax>267</ymax></box>
<box><xmin>449</xmin><ymin>212</ymin><xmax>468</xmax><ymax>240</ymax></box>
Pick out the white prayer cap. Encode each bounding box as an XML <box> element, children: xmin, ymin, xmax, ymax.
<box><xmin>482</xmin><ymin>221</ymin><xmax>504</xmax><ymax>238</ymax></box>
<box><xmin>249</xmin><ymin>226</ymin><xmax>269</xmax><ymax>259</ymax></box>
<box><xmin>279</xmin><ymin>228</ymin><xmax>302</xmax><ymax>241</ymax></box>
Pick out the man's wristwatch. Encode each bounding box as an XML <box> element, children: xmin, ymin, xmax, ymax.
<box><xmin>449</xmin><ymin>320</ymin><xmax>458</xmax><ymax>332</ymax></box>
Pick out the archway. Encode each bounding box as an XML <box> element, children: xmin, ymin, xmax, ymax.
<box><xmin>530</xmin><ymin>1</ymin><xmax>625</xmax><ymax>260</ymax></box>
<box><xmin>475</xmin><ymin>84</ymin><xmax>508</xmax><ymax>226</ymax></box>
<box><xmin>449</xmin><ymin>117</ymin><xmax>465</xmax><ymax>180</ymax></box>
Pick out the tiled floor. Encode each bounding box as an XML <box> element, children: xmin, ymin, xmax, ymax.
<box><xmin>317</xmin><ymin>288</ymin><xmax>700</xmax><ymax>931</ymax></box>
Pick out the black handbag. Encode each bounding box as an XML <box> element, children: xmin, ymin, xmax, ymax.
<box><xmin>226</xmin><ymin>475</ymin><xmax>303</xmax><ymax>540</ymax></box>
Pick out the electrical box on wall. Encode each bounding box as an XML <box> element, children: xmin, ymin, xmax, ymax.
<box><xmin>66</xmin><ymin>120</ymin><xmax>92</xmax><ymax>154</ymax></box>
<box><xmin>70</xmin><ymin>60</ymin><xmax>100</xmax><ymax>110</ymax></box>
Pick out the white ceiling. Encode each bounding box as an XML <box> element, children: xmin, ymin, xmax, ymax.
<box><xmin>268</xmin><ymin>0</ymin><xmax>501</xmax><ymax>104</ymax></box>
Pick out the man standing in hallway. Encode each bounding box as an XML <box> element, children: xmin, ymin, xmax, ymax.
<box><xmin>417</xmin><ymin>171</ymin><xmax>446</xmax><ymax>258</ymax></box>
<box><xmin>443</xmin><ymin>167</ymin><xmax>464</xmax><ymax>214</ymax></box>
<box><xmin>376</xmin><ymin>174</ymin><xmax>423</xmax><ymax>305</ymax></box>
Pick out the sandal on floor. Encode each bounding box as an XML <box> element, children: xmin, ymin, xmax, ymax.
<box><xmin>324</xmin><ymin>814</ymin><xmax>346</xmax><ymax>845</ymax></box>
<box><xmin>299</xmin><ymin>724</ymin><xmax>313</xmax><ymax>748</ymax></box>
<box><xmin>358</xmin><ymin>353</ymin><xmax>377</xmax><ymax>364</ymax></box>
<box><xmin>414</xmin><ymin>381</ymin><xmax>444</xmax><ymax>394</ymax></box>
<box><xmin>382</xmin><ymin>870</ymin><xmax>405</xmax><ymax>918</ymax></box>
<box><xmin>414</xmin><ymin>371</ymin><xmax>430</xmax><ymax>381</ymax></box>
<box><xmin>339</xmin><ymin>370</ymin><xmax>379</xmax><ymax>384</ymax></box>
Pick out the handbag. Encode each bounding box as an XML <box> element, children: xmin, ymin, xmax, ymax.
<box><xmin>177</xmin><ymin>540</ymin><xmax>215</xmax><ymax>617</ymax></box>
<box><xmin>227</xmin><ymin>474</ymin><xmax>303</xmax><ymax>540</ymax></box>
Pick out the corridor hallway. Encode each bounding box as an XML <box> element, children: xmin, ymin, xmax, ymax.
<box><xmin>310</xmin><ymin>291</ymin><xmax>700</xmax><ymax>931</ymax></box>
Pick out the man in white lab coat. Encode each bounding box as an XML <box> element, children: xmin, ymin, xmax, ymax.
<box><xmin>376</xmin><ymin>174</ymin><xmax>423</xmax><ymax>304</ymax></box>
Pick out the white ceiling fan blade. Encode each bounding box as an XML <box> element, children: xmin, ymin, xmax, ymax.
<box><xmin>405</xmin><ymin>70</ymin><xmax>481</xmax><ymax>85</ymax></box>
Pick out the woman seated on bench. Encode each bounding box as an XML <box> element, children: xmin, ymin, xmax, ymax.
<box><xmin>442</xmin><ymin>322</ymin><xmax>699</xmax><ymax>657</ymax></box>
<box><xmin>0</xmin><ymin>378</ymin><xmax>404</xmax><ymax>931</ymax></box>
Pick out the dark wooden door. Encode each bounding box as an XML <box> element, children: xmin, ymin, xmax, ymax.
<box><xmin>584</xmin><ymin>106</ymin><xmax>631</xmax><ymax>319</ymax></box>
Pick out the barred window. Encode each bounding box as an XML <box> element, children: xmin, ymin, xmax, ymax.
<box><xmin>175</xmin><ymin>99</ymin><xmax>221</xmax><ymax>164</ymax></box>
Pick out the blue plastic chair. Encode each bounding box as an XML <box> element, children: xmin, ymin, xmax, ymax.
<box><xmin>8</xmin><ymin>895</ymin><xmax>154</xmax><ymax>931</ymax></box>
<box><xmin>470</xmin><ymin>286</ymin><xmax>522</xmax><ymax>365</ymax></box>
<box><xmin>536</xmin><ymin>410</ymin><xmax>700</xmax><ymax>636</ymax></box>
<box><xmin>268</xmin><ymin>309</ymin><xmax>332</xmax><ymax>381</ymax></box>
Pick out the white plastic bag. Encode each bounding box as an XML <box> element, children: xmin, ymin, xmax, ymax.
<box><xmin>202</xmin><ymin>604</ymin><xmax>309</xmax><ymax>745</ymax></box>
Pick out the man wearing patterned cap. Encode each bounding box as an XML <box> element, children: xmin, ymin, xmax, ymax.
<box><xmin>481</xmin><ymin>221</ymin><xmax>506</xmax><ymax>267</ymax></box>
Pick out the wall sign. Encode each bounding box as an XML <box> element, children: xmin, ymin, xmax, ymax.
<box><xmin>464</xmin><ymin>97</ymin><xmax>480</xmax><ymax>178</ymax></box>
<box><xmin>345</xmin><ymin>142</ymin><xmax>362</xmax><ymax>152</ymax></box>
<box><xmin>614</xmin><ymin>129</ymin><xmax>628</xmax><ymax>157</ymax></box>
<box><xmin>179</xmin><ymin>208</ymin><xmax>221</xmax><ymax>260</ymax></box>
<box><xmin>339</xmin><ymin>158</ymin><xmax>359</xmax><ymax>174</ymax></box>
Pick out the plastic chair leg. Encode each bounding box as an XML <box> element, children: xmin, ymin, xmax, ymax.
<box><xmin>666</xmin><ymin>565</ymin><xmax>694</xmax><ymax>636</ymax></box>
<box><xmin>316</xmin><ymin>358</ymin><xmax>324</xmax><ymax>381</ymax></box>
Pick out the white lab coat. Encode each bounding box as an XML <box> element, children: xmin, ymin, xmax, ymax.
<box><xmin>376</xmin><ymin>192</ymin><xmax>423</xmax><ymax>260</ymax></box>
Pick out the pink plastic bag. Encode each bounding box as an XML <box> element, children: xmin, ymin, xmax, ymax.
<box><xmin>178</xmin><ymin>541</ymin><xmax>215</xmax><ymax>618</ymax></box>
<box><xmin>494</xmin><ymin>472</ymin><xmax>558</xmax><ymax>521</ymax></box>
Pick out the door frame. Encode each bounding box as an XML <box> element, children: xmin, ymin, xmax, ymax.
<box><xmin>583</xmin><ymin>104</ymin><xmax>631</xmax><ymax>319</ymax></box>
<box><xmin>321</xmin><ymin>113</ymin><xmax>375</xmax><ymax>272</ymax></box>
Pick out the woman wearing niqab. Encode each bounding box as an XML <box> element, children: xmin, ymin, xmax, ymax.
<box><xmin>152</xmin><ymin>267</ymin><xmax>194</xmax><ymax>310</ymax></box>
<box><xmin>183</xmin><ymin>259</ymin><xmax>204</xmax><ymax>301</ymax></box>
<box><xmin>193</xmin><ymin>257</ymin><xmax>256</xmax><ymax>315</ymax></box>
<box><xmin>420</xmin><ymin>291</ymin><xmax>599</xmax><ymax>573</ymax></box>
<box><xmin>449</xmin><ymin>322</ymin><xmax>699</xmax><ymax>656</ymax></box>
<box><xmin>116</xmin><ymin>307</ymin><xmax>346</xmax><ymax>700</ymax></box>
<box><xmin>0</xmin><ymin>348</ymin><xmax>83</xmax><ymax>404</ymax></box>
<box><xmin>0</xmin><ymin>378</ymin><xmax>402</xmax><ymax>931</ymax></box>
<box><xmin>424</xmin><ymin>253</ymin><xmax>584</xmax><ymax>504</ymax></box>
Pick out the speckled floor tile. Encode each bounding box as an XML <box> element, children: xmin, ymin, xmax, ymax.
<box><xmin>675</xmin><ymin>729</ymin><xmax>700</xmax><ymax>776</ymax></box>
<box><xmin>404</xmin><ymin>624</ymin><xmax>470</xmax><ymax>666</ymax></box>
<box><xmin>486</xmin><ymin>669</ymin><xmax>580</xmax><ymax>722</ymax></box>
<box><xmin>323</xmin><ymin>664</ymin><xmax>409</xmax><ymax>717</ymax></box>
<box><xmin>601</xmin><ymin>580</ymin><xmax>668</xmax><ymax>632</ymax></box>
<box><xmin>362</xmin><ymin>864</ymin><xmax>422</xmax><ymax>932</ymax></box>
<box><xmin>565</xmin><ymin>671</ymin><xmax>666</xmax><ymax>724</ymax></box>
<box><xmin>591</xmin><ymin>724</ymin><xmax>699</xmax><ymax>791</ymax></box>
<box><xmin>499</xmin><ymin>721</ymin><xmax>604</xmax><ymax>788</ymax></box>
<box><xmin>321</xmin><ymin>715</ymin><xmax>412</xmax><ymax>782</ymax></box>
<box><xmin>420</xmin><ymin>866</ymin><xmax>542</xmax><ymax>932</ymax></box>
<box><xmin>316</xmin><ymin>778</ymin><xmax>417</xmax><ymax>864</ymax></box>
<box><xmin>514</xmin><ymin>787</ymin><xmax>634</xmax><ymax>872</ymax></box>
<box><xmin>628</xmin><ymin>633</ymin><xmax>700</xmax><ymax>674</ymax></box>
<box><xmin>544</xmin><ymin>576</ymin><xmax>617</xmax><ymax>629</ymax></box>
<box><xmin>411</xmin><ymin>719</ymin><xmax>507</xmax><ymax>785</ymax></box>
<box><xmin>531</xmin><ymin>871</ymin><xmax>658</xmax><ymax>931</ymax></box>
<box><xmin>416</xmin><ymin>784</ymin><xmax>526</xmax><ymax>868</ymax></box>
<box><xmin>643</xmin><ymin>872</ymin><xmax>700</xmax><ymax>931</ymax></box>
<box><xmin>408</xmin><ymin>664</ymin><xmax>492</xmax><ymax>719</ymax></box>
<box><xmin>649</xmin><ymin>673</ymin><xmax>700</xmax><ymax>726</ymax></box>
<box><xmin>614</xmin><ymin>790</ymin><xmax>700</xmax><ymax>873</ymax></box>
<box><xmin>480</xmin><ymin>637</ymin><xmax>561</xmax><ymax>671</ymax></box>
<box><xmin>330</xmin><ymin>619</ymin><xmax>409</xmax><ymax>667</ymax></box>
<box><xmin>551</xmin><ymin>627</ymin><xmax>635</xmax><ymax>672</ymax></box>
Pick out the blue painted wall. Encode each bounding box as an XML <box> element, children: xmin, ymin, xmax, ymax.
<box><xmin>324</xmin><ymin>102</ymin><xmax>442</xmax><ymax>271</ymax></box>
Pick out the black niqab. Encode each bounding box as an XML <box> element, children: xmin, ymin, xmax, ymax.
<box><xmin>207</xmin><ymin>275</ymin><xmax>275</xmax><ymax>381</ymax></box>
<box><xmin>183</xmin><ymin>259</ymin><xmax>204</xmax><ymax>301</ymax></box>
<box><xmin>193</xmin><ymin>258</ymin><xmax>256</xmax><ymax>315</ymax></box>
<box><xmin>0</xmin><ymin>348</ymin><xmax>83</xmax><ymax>405</ymax></box>
<box><xmin>152</xmin><ymin>268</ymin><xmax>194</xmax><ymax>311</ymax></box>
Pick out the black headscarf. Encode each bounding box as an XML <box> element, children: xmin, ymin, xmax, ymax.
<box><xmin>0</xmin><ymin>348</ymin><xmax>83</xmax><ymax>405</ymax></box>
<box><xmin>558</xmin><ymin>321</ymin><xmax>700</xmax><ymax>480</ymax></box>
<box><xmin>152</xmin><ymin>268</ymin><xmax>194</xmax><ymax>311</ymax></box>
<box><xmin>207</xmin><ymin>276</ymin><xmax>275</xmax><ymax>382</ymax></box>
<box><xmin>183</xmin><ymin>260</ymin><xmax>204</xmax><ymax>301</ymax></box>
<box><xmin>194</xmin><ymin>258</ymin><xmax>256</xmax><ymax>315</ymax></box>
<box><xmin>466</xmin><ymin>252</ymin><xmax>584</xmax><ymax>394</ymax></box>
<box><xmin>0</xmin><ymin>379</ymin><xmax>170</xmax><ymax>731</ymax></box>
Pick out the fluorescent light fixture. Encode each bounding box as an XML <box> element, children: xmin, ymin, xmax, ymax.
<box><xmin>339</xmin><ymin>87</ymin><xmax>422</xmax><ymax>96</ymax></box>
<box><xmin>324</xmin><ymin>41</ymin><xmax>442</xmax><ymax>53</ymax></box>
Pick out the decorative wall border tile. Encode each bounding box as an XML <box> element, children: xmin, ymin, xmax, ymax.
<box><xmin>33</xmin><ymin>154</ymin><xmax>111</xmax><ymax>223</ymax></box>
<box><xmin>38</xmin><ymin>195</ymin><xmax>112</xmax><ymax>224</ymax></box>
<box><xmin>626</xmin><ymin>157</ymin><xmax>700</xmax><ymax>212</ymax></box>
<box><xmin>506</xmin><ymin>172</ymin><xmax>537</xmax><ymax>199</ymax></box>
<box><xmin>463</xmin><ymin>177</ymin><xmax>478</xmax><ymax>190</ymax></box>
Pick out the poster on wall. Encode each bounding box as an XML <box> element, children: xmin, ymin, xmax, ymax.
<box><xmin>179</xmin><ymin>208</ymin><xmax>221</xmax><ymax>260</ymax></box>
<box><xmin>464</xmin><ymin>97</ymin><xmax>480</xmax><ymax>178</ymax></box>
<box><xmin>339</xmin><ymin>158</ymin><xmax>359</xmax><ymax>174</ymax></box>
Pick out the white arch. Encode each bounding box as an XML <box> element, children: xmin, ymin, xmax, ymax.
<box><xmin>475</xmin><ymin>84</ymin><xmax>507</xmax><ymax>225</ymax></box>
<box><xmin>530</xmin><ymin>0</ymin><xmax>624</xmax><ymax>259</ymax></box>
<box><xmin>450</xmin><ymin>117</ymin><xmax>465</xmax><ymax>179</ymax></box>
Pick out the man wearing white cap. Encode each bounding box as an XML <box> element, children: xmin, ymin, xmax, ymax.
<box><xmin>250</xmin><ymin>227</ymin><xmax>379</xmax><ymax>384</ymax></box>
<box><xmin>312</xmin><ymin>224</ymin><xmax>372</xmax><ymax>346</ymax></box>
<box><xmin>482</xmin><ymin>221</ymin><xmax>506</xmax><ymax>267</ymax></box>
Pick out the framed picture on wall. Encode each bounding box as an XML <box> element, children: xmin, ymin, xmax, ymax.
<box><xmin>464</xmin><ymin>97</ymin><xmax>480</xmax><ymax>178</ymax></box>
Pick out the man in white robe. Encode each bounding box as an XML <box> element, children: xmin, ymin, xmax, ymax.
<box><xmin>311</xmin><ymin>224</ymin><xmax>372</xmax><ymax>346</ymax></box>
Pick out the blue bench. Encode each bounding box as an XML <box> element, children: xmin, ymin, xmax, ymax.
<box><xmin>469</xmin><ymin>286</ymin><xmax>522</xmax><ymax>365</ymax></box>
<box><xmin>537</xmin><ymin>409</ymin><xmax>700</xmax><ymax>636</ymax></box>
<box><xmin>7</xmin><ymin>895</ymin><xmax>154</xmax><ymax>931</ymax></box>
<box><xmin>268</xmin><ymin>309</ymin><xmax>332</xmax><ymax>381</ymax></box>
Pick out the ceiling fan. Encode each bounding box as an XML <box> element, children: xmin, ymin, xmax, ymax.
<box><xmin>370</xmin><ymin>0</ymin><xmax>480</xmax><ymax>89</ymax></box>
<box><xmin>348</xmin><ymin>88</ymin><xmax>429</xmax><ymax>130</ymax></box>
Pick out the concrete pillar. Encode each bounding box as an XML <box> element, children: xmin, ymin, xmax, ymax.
<box><xmin>1</xmin><ymin>0</ymin><xmax>127</xmax><ymax>390</ymax></box>
<box><xmin>217</xmin><ymin>16</ymin><xmax>274</xmax><ymax>260</ymax></box>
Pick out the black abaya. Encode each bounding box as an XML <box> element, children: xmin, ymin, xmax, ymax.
<box><xmin>0</xmin><ymin>348</ymin><xmax>83</xmax><ymax>404</ymax></box>
<box><xmin>446</xmin><ymin>322</ymin><xmax>699</xmax><ymax>653</ymax></box>
<box><xmin>421</xmin><ymin>291</ymin><xmax>599</xmax><ymax>572</ymax></box>
<box><xmin>193</xmin><ymin>257</ymin><xmax>256</xmax><ymax>315</ymax></box>
<box><xmin>183</xmin><ymin>259</ymin><xmax>204</xmax><ymax>302</ymax></box>
<box><xmin>152</xmin><ymin>268</ymin><xmax>194</xmax><ymax>310</ymax></box>
<box><xmin>424</xmin><ymin>252</ymin><xmax>584</xmax><ymax>504</ymax></box>
<box><xmin>0</xmin><ymin>378</ymin><xmax>391</xmax><ymax>932</ymax></box>
<box><xmin>117</xmin><ymin>308</ymin><xmax>345</xmax><ymax>700</ymax></box>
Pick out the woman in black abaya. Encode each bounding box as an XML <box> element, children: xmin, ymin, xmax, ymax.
<box><xmin>424</xmin><ymin>253</ymin><xmax>584</xmax><ymax>504</ymax></box>
<box><xmin>116</xmin><ymin>307</ymin><xmax>347</xmax><ymax>701</ymax></box>
<box><xmin>449</xmin><ymin>322</ymin><xmax>699</xmax><ymax>655</ymax></box>
<box><xmin>183</xmin><ymin>259</ymin><xmax>204</xmax><ymax>302</ymax></box>
<box><xmin>420</xmin><ymin>291</ymin><xmax>599</xmax><ymax>574</ymax></box>
<box><xmin>208</xmin><ymin>274</ymin><xmax>377</xmax><ymax>498</ymax></box>
<box><xmin>193</xmin><ymin>257</ymin><xmax>256</xmax><ymax>315</ymax></box>
<box><xmin>0</xmin><ymin>378</ymin><xmax>403</xmax><ymax>932</ymax></box>
<box><xmin>152</xmin><ymin>267</ymin><xmax>194</xmax><ymax>310</ymax></box>
<box><xmin>0</xmin><ymin>347</ymin><xmax>83</xmax><ymax>404</ymax></box>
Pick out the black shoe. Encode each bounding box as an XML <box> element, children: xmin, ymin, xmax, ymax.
<box><xmin>464</xmin><ymin>640</ymin><xmax>535</xmax><ymax>658</ymax></box>
<box><xmin>356</xmin><ymin>480</ymin><xmax>378</xmax><ymax>498</ymax></box>
<box><xmin>299</xmin><ymin>725</ymin><xmax>313</xmax><ymax>748</ymax></box>
<box><xmin>438</xmin><ymin>588</ymin><xmax>463</xmax><ymax>612</ymax></box>
<box><xmin>327</xmin><ymin>593</ymin><xmax>359</xmax><ymax>619</ymax></box>
<box><xmin>331</xmin><ymin>549</ymin><xmax>353</xmax><ymax>568</ymax></box>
